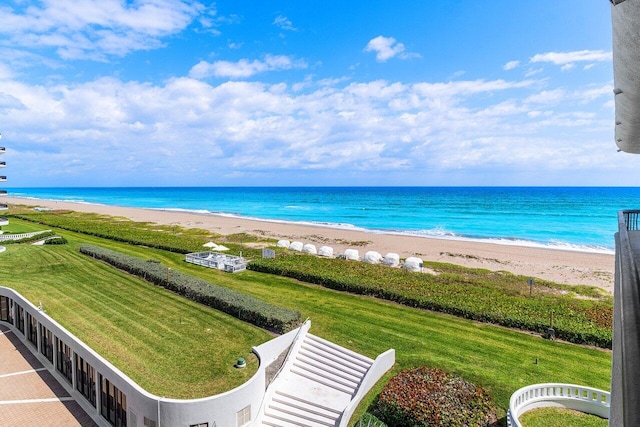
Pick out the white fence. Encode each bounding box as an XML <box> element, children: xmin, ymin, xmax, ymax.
<box><xmin>0</xmin><ymin>230</ymin><xmax>51</xmax><ymax>241</ymax></box>
<box><xmin>507</xmin><ymin>383</ymin><xmax>610</xmax><ymax>427</ymax></box>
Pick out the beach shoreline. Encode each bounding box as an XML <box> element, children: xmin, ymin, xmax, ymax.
<box><xmin>4</xmin><ymin>195</ymin><xmax>615</xmax><ymax>292</ymax></box>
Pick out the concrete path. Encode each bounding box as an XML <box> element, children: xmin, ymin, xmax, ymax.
<box><xmin>0</xmin><ymin>324</ymin><xmax>97</xmax><ymax>427</ymax></box>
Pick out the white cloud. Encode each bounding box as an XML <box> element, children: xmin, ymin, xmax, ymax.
<box><xmin>0</xmin><ymin>66</ymin><xmax>618</xmax><ymax>186</ymax></box>
<box><xmin>0</xmin><ymin>0</ymin><xmax>205</xmax><ymax>60</ymax></box>
<box><xmin>273</xmin><ymin>15</ymin><xmax>296</xmax><ymax>31</ymax></box>
<box><xmin>189</xmin><ymin>55</ymin><xmax>308</xmax><ymax>79</ymax></box>
<box><xmin>530</xmin><ymin>49</ymin><xmax>612</xmax><ymax>71</ymax></box>
<box><xmin>503</xmin><ymin>60</ymin><xmax>520</xmax><ymax>71</ymax></box>
<box><xmin>364</xmin><ymin>36</ymin><xmax>417</xmax><ymax>62</ymax></box>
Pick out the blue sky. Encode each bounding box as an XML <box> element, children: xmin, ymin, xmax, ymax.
<box><xmin>0</xmin><ymin>0</ymin><xmax>627</xmax><ymax>186</ymax></box>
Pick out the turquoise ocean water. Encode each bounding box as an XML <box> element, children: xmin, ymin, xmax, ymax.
<box><xmin>8</xmin><ymin>187</ymin><xmax>639</xmax><ymax>254</ymax></box>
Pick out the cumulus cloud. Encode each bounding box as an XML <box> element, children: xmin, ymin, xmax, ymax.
<box><xmin>530</xmin><ymin>49</ymin><xmax>612</xmax><ymax>71</ymax></box>
<box><xmin>364</xmin><ymin>36</ymin><xmax>419</xmax><ymax>62</ymax></box>
<box><xmin>0</xmin><ymin>66</ymin><xmax>618</xmax><ymax>187</ymax></box>
<box><xmin>503</xmin><ymin>60</ymin><xmax>520</xmax><ymax>71</ymax></box>
<box><xmin>189</xmin><ymin>54</ymin><xmax>308</xmax><ymax>79</ymax></box>
<box><xmin>0</xmin><ymin>0</ymin><xmax>205</xmax><ymax>60</ymax></box>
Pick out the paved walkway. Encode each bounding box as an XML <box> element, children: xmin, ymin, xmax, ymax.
<box><xmin>0</xmin><ymin>324</ymin><xmax>97</xmax><ymax>427</ymax></box>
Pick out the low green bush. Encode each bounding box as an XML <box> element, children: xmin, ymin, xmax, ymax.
<box><xmin>44</xmin><ymin>236</ymin><xmax>67</xmax><ymax>245</ymax></box>
<box><xmin>373</xmin><ymin>367</ymin><xmax>497</xmax><ymax>427</ymax></box>
<box><xmin>248</xmin><ymin>254</ymin><xmax>612</xmax><ymax>348</ymax></box>
<box><xmin>79</xmin><ymin>244</ymin><xmax>301</xmax><ymax>334</ymax></box>
<box><xmin>12</xmin><ymin>212</ymin><xmax>265</xmax><ymax>258</ymax></box>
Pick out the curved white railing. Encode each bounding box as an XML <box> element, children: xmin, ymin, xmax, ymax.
<box><xmin>507</xmin><ymin>383</ymin><xmax>610</xmax><ymax>427</ymax></box>
<box><xmin>0</xmin><ymin>230</ymin><xmax>51</xmax><ymax>241</ymax></box>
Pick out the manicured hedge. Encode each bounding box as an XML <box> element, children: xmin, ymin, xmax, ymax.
<box><xmin>79</xmin><ymin>245</ymin><xmax>301</xmax><ymax>334</ymax></box>
<box><xmin>373</xmin><ymin>367</ymin><xmax>497</xmax><ymax>427</ymax></box>
<box><xmin>249</xmin><ymin>254</ymin><xmax>613</xmax><ymax>348</ymax></box>
<box><xmin>13</xmin><ymin>212</ymin><xmax>267</xmax><ymax>257</ymax></box>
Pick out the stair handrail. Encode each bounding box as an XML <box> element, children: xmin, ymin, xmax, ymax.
<box><xmin>338</xmin><ymin>349</ymin><xmax>396</xmax><ymax>427</ymax></box>
<box><xmin>255</xmin><ymin>318</ymin><xmax>311</xmax><ymax>423</ymax></box>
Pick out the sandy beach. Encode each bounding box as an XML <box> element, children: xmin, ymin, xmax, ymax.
<box><xmin>5</xmin><ymin>196</ymin><xmax>615</xmax><ymax>292</ymax></box>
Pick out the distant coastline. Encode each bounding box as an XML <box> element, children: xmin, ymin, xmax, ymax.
<box><xmin>5</xmin><ymin>194</ymin><xmax>616</xmax><ymax>292</ymax></box>
<box><xmin>7</xmin><ymin>186</ymin><xmax>632</xmax><ymax>253</ymax></box>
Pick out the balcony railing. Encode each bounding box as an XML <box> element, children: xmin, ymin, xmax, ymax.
<box><xmin>611</xmin><ymin>210</ymin><xmax>640</xmax><ymax>426</ymax></box>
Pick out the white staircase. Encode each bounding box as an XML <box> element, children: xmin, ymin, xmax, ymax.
<box><xmin>260</xmin><ymin>333</ymin><xmax>374</xmax><ymax>427</ymax></box>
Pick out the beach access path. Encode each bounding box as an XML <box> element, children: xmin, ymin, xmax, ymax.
<box><xmin>4</xmin><ymin>196</ymin><xmax>614</xmax><ymax>292</ymax></box>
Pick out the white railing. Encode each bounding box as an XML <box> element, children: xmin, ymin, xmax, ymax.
<box><xmin>507</xmin><ymin>383</ymin><xmax>610</xmax><ymax>427</ymax></box>
<box><xmin>338</xmin><ymin>348</ymin><xmax>396</xmax><ymax>427</ymax></box>
<box><xmin>0</xmin><ymin>230</ymin><xmax>51</xmax><ymax>241</ymax></box>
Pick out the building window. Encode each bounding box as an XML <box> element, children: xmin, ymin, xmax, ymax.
<box><xmin>39</xmin><ymin>324</ymin><xmax>54</xmax><ymax>363</ymax></box>
<box><xmin>143</xmin><ymin>417</ymin><xmax>156</xmax><ymax>427</ymax></box>
<box><xmin>75</xmin><ymin>354</ymin><xmax>96</xmax><ymax>407</ymax></box>
<box><xmin>237</xmin><ymin>405</ymin><xmax>251</xmax><ymax>427</ymax></box>
<box><xmin>55</xmin><ymin>337</ymin><xmax>73</xmax><ymax>384</ymax></box>
<box><xmin>100</xmin><ymin>375</ymin><xmax>127</xmax><ymax>427</ymax></box>
<box><xmin>0</xmin><ymin>296</ymin><xmax>13</xmax><ymax>324</ymax></box>
<box><xmin>26</xmin><ymin>312</ymin><xmax>38</xmax><ymax>347</ymax></box>
<box><xmin>190</xmin><ymin>423</ymin><xmax>208</xmax><ymax>427</ymax></box>
<box><xmin>15</xmin><ymin>303</ymin><xmax>24</xmax><ymax>334</ymax></box>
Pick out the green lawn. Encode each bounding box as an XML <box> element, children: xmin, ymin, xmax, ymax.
<box><xmin>519</xmin><ymin>407</ymin><xmax>608</xmax><ymax>427</ymax></box>
<box><xmin>0</xmin><ymin>217</ymin><xmax>612</xmax><ymax>423</ymax></box>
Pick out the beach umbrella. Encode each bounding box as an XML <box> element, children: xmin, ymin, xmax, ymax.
<box><xmin>302</xmin><ymin>244</ymin><xmax>317</xmax><ymax>254</ymax></box>
<box><xmin>276</xmin><ymin>239</ymin><xmax>291</xmax><ymax>248</ymax></box>
<box><xmin>344</xmin><ymin>249</ymin><xmax>360</xmax><ymax>261</ymax></box>
<box><xmin>318</xmin><ymin>246</ymin><xmax>334</xmax><ymax>257</ymax></box>
<box><xmin>363</xmin><ymin>251</ymin><xmax>382</xmax><ymax>264</ymax></box>
<box><xmin>289</xmin><ymin>241</ymin><xmax>303</xmax><ymax>251</ymax></box>
<box><xmin>203</xmin><ymin>241</ymin><xmax>217</xmax><ymax>248</ymax></box>
<box><xmin>382</xmin><ymin>253</ymin><xmax>400</xmax><ymax>267</ymax></box>
<box><xmin>403</xmin><ymin>257</ymin><xmax>424</xmax><ymax>272</ymax></box>
<box><xmin>216</xmin><ymin>245</ymin><xmax>230</xmax><ymax>251</ymax></box>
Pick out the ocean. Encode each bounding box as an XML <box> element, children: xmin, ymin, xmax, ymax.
<box><xmin>8</xmin><ymin>187</ymin><xmax>638</xmax><ymax>254</ymax></box>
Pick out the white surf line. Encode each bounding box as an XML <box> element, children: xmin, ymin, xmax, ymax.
<box><xmin>0</xmin><ymin>367</ymin><xmax>47</xmax><ymax>379</ymax></box>
<box><xmin>0</xmin><ymin>397</ymin><xmax>75</xmax><ymax>405</ymax></box>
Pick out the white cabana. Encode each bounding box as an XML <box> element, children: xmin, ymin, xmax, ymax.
<box><xmin>289</xmin><ymin>241</ymin><xmax>304</xmax><ymax>251</ymax></box>
<box><xmin>276</xmin><ymin>239</ymin><xmax>291</xmax><ymax>248</ymax></box>
<box><xmin>318</xmin><ymin>246</ymin><xmax>334</xmax><ymax>257</ymax></box>
<box><xmin>203</xmin><ymin>241</ymin><xmax>217</xmax><ymax>248</ymax></box>
<box><xmin>302</xmin><ymin>244</ymin><xmax>317</xmax><ymax>254</ymax></box>
<box><xmin>215</xmin><ymin>245</ymin><xmax>230</xmax><ymax>251</ymax></box>
<box><xmin>363</xmin><ymin>251</ymin><xmax>382</xmax><ymax>264</ymax></box>
<box><xmin>382</xmin><ymin>253</ymin><xmax>400</xmax><ymax>267</ymax></box>
<box><xmin>403</xmin><ymin>257</ymin><xmax>424</xmax><ymax>272</ymax></box>
<box><xmin>344</xmin><ymin>249</ymin><xmax>360</xmax><ymax>261</ymax></box>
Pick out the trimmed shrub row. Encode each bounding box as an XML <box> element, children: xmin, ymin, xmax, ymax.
<box><xmin>249</xmin><ymin>254</ymin><xmax>612</xmax><ymax>348</ymax></box>
<box><xmin>79</xmin><ymin>244</ymin><xmax>301</xmax><ymax>334</ymax></box>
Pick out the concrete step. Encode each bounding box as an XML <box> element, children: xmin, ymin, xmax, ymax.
<box><xmin>300</xmin><ymin>343</ymin><xmax>369</xmax><ymax>375</ymax></box>
<box><xmin>297</xmin><ymin>351</ymin><xmax>365</xmax><ymax>381</ymax></box>
<box><xmin>290</xmin><ymin>366</ymin><xmax>356</xmax><ymax>395</ymax></box>
<box><xmin>306</xmin><ymin>334</ymin><xmax>373</xmax><ymax>365</ymax></box>
<box><xmin>293</xmin><ymin>360</ymin><xmax>359</xmax><ymax>389</ymax></box>
<box><xmin>296</xmin><ymin>353</ymin><xmax>362</xmax><ymax>383</ymax></box>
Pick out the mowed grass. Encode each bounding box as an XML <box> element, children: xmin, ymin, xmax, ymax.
<box><xmin>0</xmin><ymin>241</ymin><xmax>272</xmax><ymax>399</ymax></box>
<box><xmin>519</xmin><ymin>407</ymin><xmax>608</xmax><ymax>427</ymax></box>
<box><xmin>0</xmin><ymin>218</ymin><xmax>612</xmax><ymax>422</ymax></box>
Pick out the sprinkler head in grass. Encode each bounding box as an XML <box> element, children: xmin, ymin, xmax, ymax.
<box><xmin>235</xmin><ymin>357</ymin><xmax>246</xmax><ymax>369</ymax></box>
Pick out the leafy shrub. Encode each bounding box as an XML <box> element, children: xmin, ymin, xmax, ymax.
<box><xmin>44</xmin><ymin>236</ymin><xmax>67</xmax><ymax>245</ymax></box>
<box><xmin>248</xmin><ymin>254</ymin><xmax>612</xmax><ymax>348</ymax></box>
<box><xmin>373</xmin><ymin>367</ymin><xmax>497</xmax><ymax>427</ymax></box>
<box><xmin>79</xmin><ymin>244</ymin><xmax>301</xmax><ymax>334</ymax></box>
